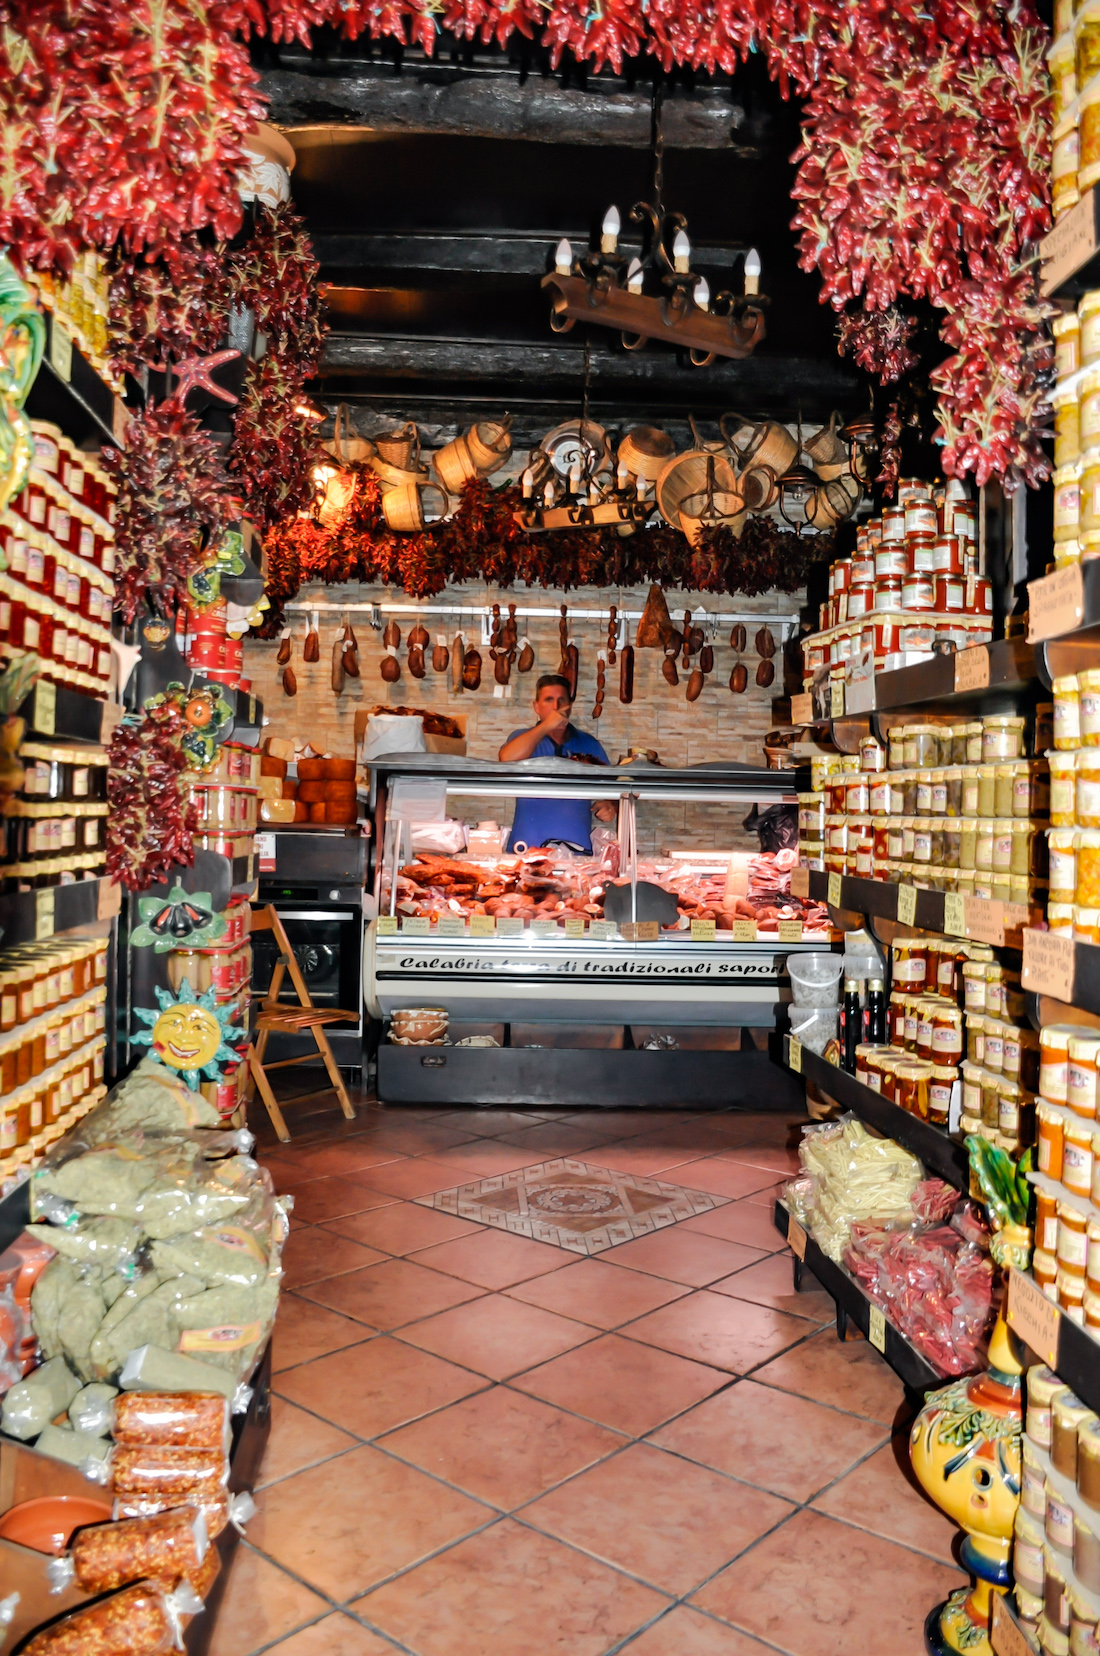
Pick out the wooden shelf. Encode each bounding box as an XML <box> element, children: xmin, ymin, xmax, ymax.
<box><xmin>0</xmin><ymin>877</ymin><xmax>117</xmax><ymax>945</ymax></box>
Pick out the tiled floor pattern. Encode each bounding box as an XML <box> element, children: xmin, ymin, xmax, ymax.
<box><xmin>419</xmin><ymin>1157</ymin><xmax>727</xmax><ymax>1252</ymax></box>
<box><xmin>216</xmin><ymin>1087</ymin><xmax>966</xmax><ymax>1656</ymax></box>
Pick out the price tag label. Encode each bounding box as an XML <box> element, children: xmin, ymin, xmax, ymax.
<box><xmin>377</xmin><ymin>915</ymin><xmax>398</xmax><ymax>935</ymax></box>
<box><xmin>621</xmin><ymin>920</ymin><xmax>660</xmax><ymax>942</ymax></box>
<box><xmin>777</xmin><ymin>920</ymin><xmax>803</xmax><ymax>943</ymax></box>
<box><xmin>1007</xmin><ymin>1268</ymin><xmax>1061</xmax><ymax>1367</ymax></box>
<box><xmin>563</xmin><ymin>916</ymin><xmax>585</xmax><ymax>939</ymax></box>
<box><xmin>732</xmin><ymin>920</ymin><xmax>758</xmax><ymax>942</ymax></box>
<box><xmin>256</xmin><ymin>831</ymin><xmax>276</xmax><ymax>873</ymax></box>
<box><xmin>790</xmin><ymin>866</ymin><xmax>810</xmax><ymax>899</ymax></box>
<box><xmin>830</xmin><ymin>681</ymin><xmax>844</xmax><ymax>718</ymax></box>
<box><xmin>497</xmin><ymin>917</ymin><xmax>524</xmax><ymax>938</ymax></box>
<box><xmin>788</xmin><ymin>1218</ymin><xmax>807</xmax><ymax>1260</ymax></box>
<box><xmin>401</xmin><ymin>916</ymin><xmax>430</xmax><ymax>935</ymax></box>
<box><xmin>788</xmin><ymin>1035</ymin><xmax>802</xmax><ymax>1074</ymax></box>
<box><xmin>1028</xmin><ymin>564</ymin><xmax>1085</xmax><ymax>642</ymax></box>
<box><xmin>96</xmin><ymin>878</ymin><xmax>121</xmax><ymax>921</ymax></box>
<box><xmin>690</xmin><ymin>918</ymin><xmax>716</xmax><ymax>942</ymax></box>
<box><xmin>896</xmin><ymin>885</ymin><xmax>917</xmax><ymax>927</ymax></box>
<box><xmin>943</xmin><ymin>891</ymin><xmax>967</xmax><ymax>938</ymax></box>
<box><xmin>437</xmin><ymin>915</ymin><xmax>465</xmax><ymax>936</ymax></box>
<box><xmin>33</xmin><ymin>678</ymin><xmax>56</xmax><ymax>736</ymax></box>
<box><xmin>469</xmin><ymin>915</ymin><xmax>496</xmax><ymax>937</ymax></box>
<box><xmin>50</xmin><ymin>320</ymin><xmax>73</xmax><ymax>382</ymax></box>
<box><xmin>827</xmin><ymin>872</ymin><xmax>842</xmax><ymax>908</ymax></box>
<box><xmin>99</xmin><ymin>701</ymin><xmax>122</xmax><ymax>743</ymax></box>
<box><xmin>1022</xmin><ymin>928</ymin><xmax>1075</xmax><ymax>1002</ymax></box>
<box><xmin>1041</xmin><ymin>188</ymin><xmax>1100</xmax><ymax>296</ymax></box>
<box><xmin>35</xmin><ymin>887</ymin><xmax>55</xmax><ymax>940</ymax></box>
<box><xmin>790</xmin><ymin>692</ymin><xmax>813</xmax><ymax>723</ymax></box>
<box><xmin>532</xmin><ymin>919</ymin><xmax>560</xmax><ymax>938</ymax></box>
<box><xmin>588</xmin><ymin>919</ymin><xmax>615</xmax><ymax>940</ymax></box>
<box><xmin>953</xmin><ymin>645</ymin><xmax>990</xmax><ymax>693</ymax></box>
<box><xmin>868</xmin><ymin>1306</ymin><xmax>887</xmax><ymax>1353</ymax></box>
<box><xmin>112</xmin><ymin>396</ymin><xmax>131</xmax><ymax>445</ymax></box>
<box><xmin>991</xmin><ymin>1591</ymin><xmax>1033</xmax><ymax>1656</ymax></box>
<box><xmin>965</xmin><ymin>896</ymin><xmax>1005</xmax><ymax>948</ymax></box>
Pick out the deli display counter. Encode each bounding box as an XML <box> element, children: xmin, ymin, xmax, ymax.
<box><xmin>363</xmin><ymin>754</ymin><xmax>827</xmax><ymax>1108</ymax></box>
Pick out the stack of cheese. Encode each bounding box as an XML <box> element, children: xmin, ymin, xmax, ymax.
<box><xmin>259</xmin><ymin>741</ymin><xmax>358</xmax><ymax>826</ymax></box>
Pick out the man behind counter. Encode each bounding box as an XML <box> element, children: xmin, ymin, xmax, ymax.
<box><xmin>498</xmin><ymin>673</ymin><xmax>615</xmax><ymax>852</ymax></box>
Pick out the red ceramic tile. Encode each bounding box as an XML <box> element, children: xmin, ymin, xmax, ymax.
<box><xmin>619</xmin><ymin>1607</ymin><xmax>778</xmax><ymax>1655</ymax></box>
<box><xmin>280</xmin><ymin>1226</ymin><xmax>388</xmax><ymax>1290</ymax></box>
<box><xmin>558</xmin><ymin>1110</ymin><xmax>696</xmax><ymax>1136</ymax></box>
<box><xmin>678</xmin><ymin>1201</ymin><xmax>786</xmax><ymax>1253</ymax></box>
<box><xmin>274</xmin><ymin>1335</ymin><xmax>486</xmax><ymax>1438</ymax></box>
<box><xmin>624</xmin><ymin>1292</ymin><xmax>813</xmax><ymax>1374</ymax></box>
<box><xmin>497</xmin><ymin>1123</ymin><xmax>620</xmax><ymax>1157</ymax></box>
<box><xmin>601</xmin><ymin>1229</ymin><xmax>765</xmax><ymax>1287</ymax></box>
<box><xmin>275</xmin><ymin>1139</ymin><xmax>407</xmax><ymax>1179</ymax></box>
<box><xmin>429</xmin><ymin>1141</ymin><xmax>548</xmax><ymax>1176</ymax></box>
<box><xmin>289</xmin><ymin>1177</ymin><xmax>397</xmax><ymax>1225</ymax></box>
<box><xmin>322</xmin><ymin>1202</ymin><xmax>483</xmax><ymax>1255</ymax></box>
<box><xmin>713</xmin><ymin>1144</ymin><xmax>802</xmax><ymax>1176</ymax></box>
<box><xmin>356</xmin><ymin>1121</ymin><xmax>481</xmax><ymax>1155</ymax></box>
<box><xmin>432</xmin><ymin>1109</ymin><xmax>552</xmax><ymax>1136</ymax></box>
<box><xmin>811</xmin><ymin>1437</ymin><xmax>961</xmax><ymax>1564</ymax></box>
<box><xmin>353</xmin><ymin>1518</ymin><xmax>669</xmax><ymax>1656</ymax></box>
<box><xmin>379</xmin><ymin>1384</ymin><xmax>625</xmax><ymax>1506</ymax></box>
<box><xmin>750</xmin><ymin>1326</ymin><xmax>909</xmax><ymax>1428</ymax></box>
<box><xmin>357</xmin><ymin>1158</ymin><xmax>469</xmax><ymax>1199</ymax></box>
<box><xmin>411</xmin><ymin>1228</ymin><xmax>566</xmax><ymax>1289</ymax></box>
<box><xmin>521</xmin><ymin>1442</ymin><xmax>794</xmax><ymax>1594</ymax></box>
<box><xmin>512</xmin><ymin>1332</ymin><xmax>728</xmax><ymax>1436</ymax></box>
<box><xmin>506</xmin><ymin>1257</ymin><xmax>691</xmax><ymax>1329</ymax></box>
<box><xmin>587</xmin><ymin>1141</ymin><xmax>709</xmax><ymax>1177</ymax></box>
<box><xmin>650</xmin><ymin>1379</ymin><xmax>889</xmax><ymax>1502</ymax></box>
<box><xmin>744</xmin><ymin>1182</ymin><xmax>786</xmax><ymax>1209</ymax></box>
<box><xmin>263</xmin><ymin>1613</ymin><xmax>400</xmax><ymax>1655</ymax></box>
<box><xmin>298</xmin><ymin>1256</ymin><xmax>485</xmax><ymax>1330</ymax></box>
<box><xmin>669</xmin><ymin>1160</ymin><xmax>784</xmax><ymax>1199</ymax></box>
<box><xmin>206</xmin><ymin>1543</ymin><xmax>329</xmax><ymax>1656</ymax></box>
<box><xmin>257</xmin><ymin>1396</ymin><xmax>359</xmax><ymax>1488</ymax></box>
<box><xmin>691</xmin><ymin>1508</ymin><xmax>966</xmax><ymax>1655</ymax></box>
<box><xmin>250</xmin><ymin>1444</ymin><xmax>493</xmax><ymax>1601</ymax></box>
<box><xmin>710</xmin><ymin>1253</ymin><xmax>835</xmax><ymax>1322</ymax></box>
<box><xmin>271</xmin><ymin>1295</ymin><xmax>372</xmax><ymax>1373</ymax></box>
<box><xmin>399</xmin><ymin>1293</ymin><xmax>595</xmax><ymax>1379</ymax></box>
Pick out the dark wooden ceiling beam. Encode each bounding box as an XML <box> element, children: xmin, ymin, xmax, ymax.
<box><xmin>313</xmin><ymin>231</ymin><xmax>751</xmax><ymax>276</ymax></box>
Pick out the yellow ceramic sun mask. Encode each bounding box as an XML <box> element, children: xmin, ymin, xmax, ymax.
<box><xmin>0</xmin><ymin>254</ymin><xmax>45</xmax><ymax>516</ymax></box>
<box><xmin>152</xmin><ymin>1002</ymin><xmax>223</xmax><ymax>1072</ymax></box>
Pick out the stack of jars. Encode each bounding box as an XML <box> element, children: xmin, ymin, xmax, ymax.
<box><xmin>957</xmin><ymin>949</ymin><xmax>1038</xmax><ymax>1156</ymax></box>
<box><xmin>33</xmin><ymin>253</ymin><xmax>122</xmax><ymax>392</ymax></box>
<box><xmin>1017</xmin><ymin>1363</ymin><xmax>1100</xmax><ymax>1653</ymax></box>
<box><xmin>164</xmin><ymin>892</ymin><xmax>252</xmax><ymax>1118</ymax></box>
<box><xmin>0</xmin><ymin>740</ymin><xmax>109</xmax><ymax>891</ymax></box>
<box><xmin>188</xmin><ymin>743</ymin><xmax>261</xmax><ymax>869</ymax></box>
<box><xmin>798</xmin><ymin>788</ymin><xmax>825</xmax><ymax>870</ymax></box>
<box><xmin>185</xmin><ymin>599</ymin><xmax>246</xmax><ymax>694</ymax></box>
<box><xmin>0</xmin><ymin>936</ymin><xmax>109</xmax><ymax>1180</ymax></box>
<box><xmin>1048</xmin><ymin>0</ymin><xmax>1099</xmax><ymax>225</ymax></box>
<box><xmin>852</xmin><ymin>938</ymin><xmax>970</xmax><ymax>1131</ymax></box>
<box><xmin>1</xmin><ymin>419</ymin><xmax>116</xmax><ymax>692</ymax></box>
<box><xmin>819</xmin><ymin>712</ymin><xmax>1049</xmax><ymax>909</ymax></box>
<box><xmin>1048</xmin><ymin>284</ymin><xmax>1100</xmax><ymax>566</ymax></box>
<box><xmin>1031</xmin><ymin>1021</ymin><xmax>1100</xmax><ymax>1326</ymax></box>
<box><xmin>1046</xmin><ymin>673</ymin><xmax>1100</xmax><ymax>942</ymax></box>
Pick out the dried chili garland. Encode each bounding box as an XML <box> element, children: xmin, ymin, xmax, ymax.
<box><xmin>106</xmin><ymin>702</ymin><xmax>199</xmax><ymax>892</ymax></box>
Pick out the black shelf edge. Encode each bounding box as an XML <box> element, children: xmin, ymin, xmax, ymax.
<box><xmin>782</xmin><ymin>1036</ymin><xmax>971</xmax><ymax>1190</ymax></box>
<box><xmin>773</xmin><ymin>1199</ymin><xmax>944</xmax><ymax>1393</ymax></box>
<box><xmin>1031</xmin><ymin>562</ymin><xmax>1100</xmax><ymax>676</ymax></box>
<box><xmin>0</xmin><ymin>1179</ymin><xmax>30</xmax><ymax>1253</ymax></box>
<box><xmin>1066</xmin><ymin>936</ymin><xmax>1100</xmax><ymax>1017</ymax></box>
<box><xmin>870</xmin><ymin>638</ymin><xmax>1038</xmax><ymax>720</ymax></box>
<box><xmin>37</xmin><ymin>313</ymin><xmax>118</xmax><ymax>443</ymax></box>
<box><xmin>0</xmin><ymin>876</ymin><xmax>114</xmax><ymax>946</ymax></box>
<box><xmin>807</xmin><ymin>869</ymin><xmax>946</xmax><ymax>931</ymax></box>
<box><xmin>17</xmin><ymin>683</ymin><xmax>111</xmax><ymax>746</ymax></box>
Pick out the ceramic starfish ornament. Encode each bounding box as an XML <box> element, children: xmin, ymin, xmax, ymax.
<box><xmin>159</xmin><ymin>348</ymin><xmax>241</xmax><ymax>409</ymax></box>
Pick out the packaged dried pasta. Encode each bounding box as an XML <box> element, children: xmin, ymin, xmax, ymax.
<box><xmin>113</xmin><ymin>1391</ymin><xmax>230</xmax><ymax>1452</ymax></box>
<box><xmin>47</xmin><ymin>1507</ymin><xmax>208</xmax><ymax>1596</ymax></box>
<box><xmin>1</xmin><ymin>1356</ymin><xmax>80</xmax><ymax>1439</ymax></box>
<box><xmin>105</xmin><ymin>1444</ymin><xmax>228</xmax><ymax>1500</ymax></box>
<box><xmin>20</xmin><ymin>1580</ymin><xmax>203</xmax><ymax>1655</ymax></box>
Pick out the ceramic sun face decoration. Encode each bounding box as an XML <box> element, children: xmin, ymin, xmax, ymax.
<box><xmin>133</xmin><ymin>982</ymin><xmax>242</xmax><ymax>1090</ymax></box>
<box><xmin>0</xmin><ymin>254</ymin><xmax>45</xmax><ymax>517</ymax></box>
<box><xmin>910</xmin><ymin>1312</ymin><xmax>1024</xmax><ymax>1655</ymax></box>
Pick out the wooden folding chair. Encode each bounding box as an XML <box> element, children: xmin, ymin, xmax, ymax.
<box><xmin>243</xmin><ymin>904</ymin><xmax>359</xmax><ymax>1143</ymax></box>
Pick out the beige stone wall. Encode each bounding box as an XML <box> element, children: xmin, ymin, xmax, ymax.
<box><xmin>244</xmin><ymin>577</ymin><xmax>804</xmax><ymax>854</ymax></box>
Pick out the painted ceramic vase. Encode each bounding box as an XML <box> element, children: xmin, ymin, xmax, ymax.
<box><xmin>910</xmin><ymin>1311</ymin><xmax>1023</xmax><ymax>1655</ymax></box>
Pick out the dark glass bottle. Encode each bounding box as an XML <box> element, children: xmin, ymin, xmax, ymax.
<box><xmin>865</xmin><ymin>977</ymin><xmax>886</xmax><ymax>1045</ymax></box>
<box><xmin>841</xmin><ymin>976</ymin><xmax>862</xmax><ymax>1073</ymax></box>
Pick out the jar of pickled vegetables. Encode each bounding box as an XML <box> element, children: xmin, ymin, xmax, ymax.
<box><xmin>1050</xmin><ymin>750</ymin><xmax>1078</xmax><ymax>826</ymax></box>
<box><xmin>982</xmin><ymin>715</ymin><xmax>1027</xmax><ymax>762</ymax></box>
<box><xmin>1041</xmin><ymin>1025</ymin><xmax>1076</xmax><ymax>1105</ymax></box>
<box><xmin>1055</xmin><ymin>675</ymin><xmax>1083</xmax><ymax>749</ymax></box>
<box><xmin>1050</xmin><ymin>829</ymin><xmax>1078</xmax><ymax>902</ymax></box>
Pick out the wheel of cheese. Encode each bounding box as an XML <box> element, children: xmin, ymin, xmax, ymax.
<box><xmin>297</xmin><ymin>758</ymin><xmax>326</xmax><ymax>781</ymax></box>
<box><xmin>283</xmin><ymin>779</ymin><xmax>298</xmax><ymax>800</ymax></box>
<box><xmin>260</xmin><ymin>756</ymin><xmax>287</xmax><ymax>778</ymax></box>
<box><xmin>322</xmin><ymin>781</ymin><xmax>357</xmax><ymax>803</ymax></box>
<box><xmin>293</xmin><ymin>801</ymin><xmax>309</xmax><ymax>822</ymax></box>
<box><xmin>322</xmin><ymin>801</ymin><xmax>358</xmax><ymax>824</ymax></box>
<box><xmin>297</xmin><ymin>781</ymin><xmax>327</xmax><ymax>803</ymax></box>
<box><xmin>322</xmin><ymin>758</ymin><xmax>356</xmax><ymax>781</ymax></box>
<box><xmin>308</xmin><ymin>801</ymin><xmax>327</xmax><ymax>822</ymax></box>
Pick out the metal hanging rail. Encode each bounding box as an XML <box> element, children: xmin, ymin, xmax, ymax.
<box><xmin>282</xmin><ymin>600</ymin><xmax>800</xmax><ymax>630</ymax></box>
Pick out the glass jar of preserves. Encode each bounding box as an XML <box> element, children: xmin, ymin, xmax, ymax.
<box><xmin>1068</xmin><ymin>1032</ymin><xmax>1100</xmax><ymax>1119</ymax></box>
<box><xmin>915</xmin><ymin>770</ymin><xmax>933</xmax><ymax>816</ymax></box>
<box><xmin>1054</xmin><ymin>675</ymin><xmax>1083</xmax><ymax>749</ymax></box>
<box><xmin>976</xmin><ymin>764</ymin><xmax>997</xmax><ymax>818</ymax></box>
<box><xmin>895</xmin><ymin>1060</ymin><xmax>932</xmax><ymax>1119</ymax></box>
<box><xmin>1041</xmin><ymin>1026</ymin><xmax>1077</xmax><ymax>1105</ymax></box>
<box><xmin>1078</xmin><ymin>828</ymin><xmax>1100</xmax><ymax>904</ymax></box>
<box><xmin>892</xmin><ymin>941</ymin><xmax>928</xmax><ymax>992</ymax></box>
<box><xmin>887</xmin><ymin>728</ymin><xmax>906</xmax><ymax>771</ymax></box>
<box><xmin>859</xmin><ymin>734</ymin><xmax>885</xmax><ymax>773</ymax></box>
<box><xmin>1049</xmin><ymin>750</ymin><xmax>1077</xmax><ymax>827</ymax></box>
<box><xmin>982</xmin><ymin>715</ymin><xmax>1027</xmax><ymax>762</ymax></box>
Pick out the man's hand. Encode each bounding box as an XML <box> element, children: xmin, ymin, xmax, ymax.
<box><xmin>593</xmin><ymin>800</ymin><xmax>617</xmax><ymax>821</ymax></box>
<box><xmin>538</xmin><ymin>711</ymin><xmax>570</xmax><ymax>744</ymax></box>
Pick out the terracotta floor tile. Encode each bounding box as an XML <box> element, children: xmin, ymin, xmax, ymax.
<box><xmin>710</xmin><ymin>1254</ymin><xmax>835</xmax><ymax>1323</ymax></box>
<box><xmin>298</xmin><ymin>1256</ymin><xmax>485</xmax><ymax>1330</ymax></box>
<box><xmin>321</xmin><ymin>1202</ymin><xmax>484</xmax><ymax>1255</ymax></box>
<box><xmin>399</xmin><ymin>1293</ymin><xmax>595</xmax><ymax>1379</ymax></box>
<box><xmin>751</xmin><ymin>1326</ymin><xmax>909</xmax><ymax>1428</ymax></box>
<box><xmin>205</xmin><ymin>1543</ymin><xmax>329</xmax><ymax>1656</ymax></box>
<box><xmin>257</xmin><ymin>1396</ymin><xmax>359</xmax><ymax>1488</ymax></box>
<box><xmin>650</xmin><ymin>1379</ymin><xmax>888</xmax><ymax>1502</ymax></box>
<box><xmin>713</xmin><ymin>1144</ymin><xmax>802</xmax><ymax>1176</ymax></box>
<box><xmin>289</xmin><ymin>1177</ymin><xmax>398</xmax><ymax>1225</ymax></box>
<box><xmin>678</xmin><ymin>1201</ymin><xmax>786</xmax><ymax>1253</ymax></box>
<box><xmin>691</xmin><ymin>1508</ymin><xmax>965</xmax><ymax>1656</ymax></box>
<box><xmin>276</xmin><ymin>1139</ymin><xmax>407</xmax><ymax>1179</ymax></box>
<box><xmin>411</xmin><ymin>1228</ymin><xmax>566</xmax><ymax>1288</ymax></box>
<box><xmin>379</xmin><ymin>1384</ymin><xmax>625</xmax><ymax>1506</ymax></box>
<box><xmin>744</xmin><ymin>1182</ymin><xmax>786</xmax><ymax>1209</ymax></box>
<box><xmin>280</xmin><ymin>1225</ymin><xmax>388</xmax><ymax>1290</ymax></box>
<box><xmin>506</xmin><ymin>1257</ymin><xmax>691</xmax><ymax>1329</ymax></box>
<box><xmin>497</xmin><ymin>1123</ymin><xmax>620</xmax><ymax>1157</ymax></box>
<box><xmin>521</xmin><ymin>1441</ymin><xmax>794</xmax><ymax>1595</ymax></box>
<box><xmin>263</xmin><ymin>1612</ymin><xmax>401</xmax><ymax>1655</ymax></box>
<box><xmin>250</xmin><ymin>1444</ymin><xmax>492</xmax><ymax>1601</ymax></box>
<box><xmin>667</xmin><ymin>1160</ymin><xmax>785</xmax><ymax>1199</ymax></box>
<box><xmin>620</xmin><ymin>1607</ymin><xmax>781</xmax><ymax>1655</ymax></box>
<box><xmin>432</xmin><ymin>1109</ymin><xmax>552</xmax><ymax>1136</ymax></box>
<box><xmin>601</xmin><ymin>1229</ymin><xmax>765</xmax><ymax>1287</ymax></box>
<box><xmin>512</xmin><ymin>1332</ymin><xmax>728</xmax><ymax>1436</ymax></box>
<box><xmin>587</xmin><ymin>1142</ymin><xmax>711</xmax><ymax>1177</ymax></box>
<box><xmin>274</xmin><ymin>1335</ymin><xmax>486</xmax><ymax>1437</ymax></box>
<box><xmin>358</xmin><ymin>1158</ymin><xmax>472</xmax><ymax>1199</ymax></box>
<box><xmin>353</xmin><ymin>1518</ymin><xmax>668</xmax><ymax>1656</ymax></box>
<box><xmin>357</xmin><ymin>1121</ymin><xmax>481</xmax><ymax>1155</ymax></box>
<box><xmin>429</xmin><ymin>1141</ymin><xmax>548</xmax><ymax>1176</ymax></box>
<box><xmin>624</xmin><ymin>1293</ymin><xmax>813</xmax><ymax>1374</ymax></box>
<box><xmin>557</xmin><ymin>1110</ymin><xmax>691</xmax><ymax>1135</ymax></box>
<box><xmin>271</xmin><ymin>1295</ymin><xmax>372</xmax><ymax>1373</ymax></box>
<box><xmin>811</xmin><ymin>1437</ymin><xmax>960</xmax><ymax>1565</ymax></box>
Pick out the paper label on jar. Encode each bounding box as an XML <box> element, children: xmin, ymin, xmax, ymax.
<box><xmin>1067</xmin><ymin>1064</ymin><xmax>1096</xmax><ymax>1109</ymax></box>
<box><xmin>932</xmin><ymin>1027</ymin><xmax>962</xmax><ymax>1056</ymax></box>
<box><xmin>1063</xmin><ymin>1146</ymin><xmax>1093</xmax><ymax>1198</ymax></box>
<box><xmin>893</xmin><ymin>957</ymin><xmax>925</xmax><ymax>983</ymax></box>
<box><xmin>932</xmin><ymin>784</ymin><xmax>948</xmax><ymax>814</ymax></box>
<box><xmin>1078</xmin><ymin>776</ymin><xmax>1100</xmax><ymax>821</ymax></box>
<box><xmin>913</xmin><ymin>830</ymin><xmax>932</xmax><ymax>860</ymax></box>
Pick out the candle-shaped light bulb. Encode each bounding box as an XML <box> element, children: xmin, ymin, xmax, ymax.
<box><xmin>601</xmin><ymin>206</ymin><xmax>621</xmax><ymax>253</ymax></box>
<box><xmin>636</xmin><ymin>473</ymin><xmax>647</xmax><ymax>498</ymax></box>
<box><xmin>543</xmin><ymin>481</ymin><xmax>555</xmax><ymax>507</ymax></box>
<box><xmin>744</xmin><ymin>247</ymin><xmax>761</xmax><ymax>295</ymax></box>
<box><xmin>522</xmin><ymin>467</ymin><xmax>534</xmax><ymax>499</ymax></box>
<box><xmin>569</xmin><ymin>457</ymin><xmax>583</xmax><ymax>493</ymax></box>
<box><xmin>673</xmin><ymin>229</ymin><xmax>691</xmax><ymax>273</ymax></box>
<box><xmin>626</xmin><ymin>257</ymin><xmax>643</xmax><ymax>294</ymax></box>
<box><xmin>693</xmin><ymin>277</ymin><xmax>710</xmax><ymax>312</ymax></box>
<box><xmin>617</xmin><ymin>458</ymin><xmax>630</xmax><ymax>491</ymax></box>
<box><xmin>554</xmin><ymin>238</ymin><xmax>573</xmax><ymax>275</ymax></box>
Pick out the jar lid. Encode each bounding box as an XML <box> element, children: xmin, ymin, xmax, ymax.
<box><xmin>1054</xmin><ymin>307</ymin><xmax>1081</xmax><ymax>335</ymax></box>
<box><xmin>983</xmin><ymin>714</ymin><xmax>1026</xmax><ymax>729</ymax></box>
<box><xmin>1046</xmin><ymin>748</ymin><xmax>1078</xmax><ymax>767</ymax></box>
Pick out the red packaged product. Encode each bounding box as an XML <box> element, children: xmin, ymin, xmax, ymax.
<box><xmin>21</xmin><ymin>1581</ymin><xmax>203</xmax><ymax>1655</ymax></box>
<box><xmin>48</xmin><ymin>1506</ymin><xmax>208</xmax><ymax>1596</ymax></box>
<box><xmin>112</xmin><ymin>1391</ymin><xmax>229</xmax><ymax>1452</ymax></box>
<box><xmin>109</xmin><ymin>1446</ymin><xmax>227</xmax><ymax>1500</ymax></box>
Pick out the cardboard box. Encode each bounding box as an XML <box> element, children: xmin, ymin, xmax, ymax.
<box><xmin>354</xmin><ymin>711</ymin><xmax>467</xmax><ymax>757</ymax></box>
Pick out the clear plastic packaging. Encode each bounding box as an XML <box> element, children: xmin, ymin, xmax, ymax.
<box><xmin>786</xmin><ymin>952</ymin><xmax>844</xmax><ymax>1008</ymax></box>
<box><xmin>35</xmin><ymin>1421</ymin><xmax>111</xmax><ymax>1468</ymax></box>
<box><xmin>104</xmin><ymin>1444</ymin><xmax>228</xmax><ymax>1500</ymax></box>
<box><xmin>112</xmin><ymin>1488</ymin><xmax>255</xmax><ymax>1541</ymax></box>
<box><xmin>47</xmin><ymin>1505</ymin><xmax>208</xmax><ymax>1596</ymax></box>
<box><xmin>112</xmin><ymin>1391</ymin><xmax>230</xmax><ymax>1452</ymax></box>
<box><xmin>69</xmin><ymin>1381</ymin><xmax>118</xmax><ymax>1434</ymax></box>
<box><xmin>21</xmin><ymin>1580</ymin><xmax>203</xmax><ymax>1656</ymax></box>
<box><xmin>0</xmin><ymin>1355</ymin><xmax>80</xmax><ymax>1439</ymax></box>
<box><xmin>118</xmin><ymin>1343</ymin><xmax>248</xmax><ymax>1408</ymax></box>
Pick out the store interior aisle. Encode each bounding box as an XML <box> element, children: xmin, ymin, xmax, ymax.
<box><xmin>214</xmin><ymin>1096</ymin><xmax>968</xmax><ymax>1656</ymax></box>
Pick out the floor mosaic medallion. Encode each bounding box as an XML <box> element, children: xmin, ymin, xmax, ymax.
<box><xmin>416</xmin><ymin>1158</ymin><xmax>727</xmax><ymax>1255</ymax></box>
